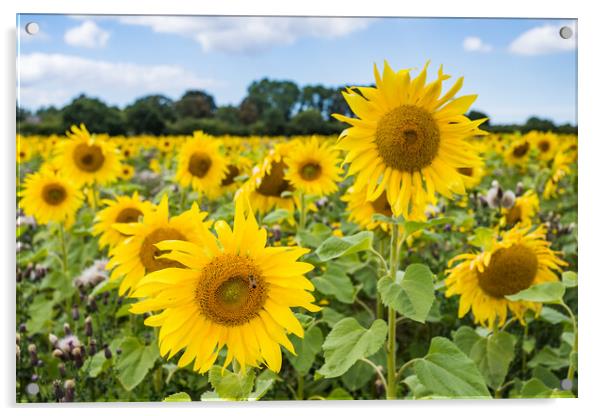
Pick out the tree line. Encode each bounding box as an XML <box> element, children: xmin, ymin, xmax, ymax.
<box><xmin>17</xmin><ymin>78</ymin><xmax>577</xmax><ymax>136</ymax></box>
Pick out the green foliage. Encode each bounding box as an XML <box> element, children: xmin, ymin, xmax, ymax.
<box><xmin>115</xmin><ymin>337</ymin><xmax>160</xmax><ymax>391</ymax></box>
<box><xmin>163</xmin><ymin>392</ymin><xmax>192</xmax><ymax>402</ymax></box>
<box><xmin>377</xmin><ymin>264</ymin><xmax>435</xmax><ymax>323</ymax></box>
<box><xmin>506</xmin><ymin>282</ymin><xmax>566</xmax><ymax>303</ymax></box>
<box><xmin>315</xmin><ymin>231</ymin><xmax>374</xmax><ymax>262</ymax></box>
<box><xmin>413</xmin><ymin>337</ymin><xmax>491</xmax><ymax>399</ymax></box>
<box><xmin>319</xmin><ymin>318</ymin><xmax>387</xmax><ymax>378</ymax></box>
<box><xmin>208</xmin><ymin>366</ymin><xmax>256</xmax><ymax>401</ymax></box>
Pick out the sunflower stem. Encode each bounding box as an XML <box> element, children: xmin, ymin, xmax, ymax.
<box><xmin>297</xmin><ymin>373</ymin><xmax>304</xmax><ymax>400</ymax></box>
<box><xmin>386</xmin><ymin>224</ymin><xmax>400</xmax><ymax>400</ymax></box>
<box><xmin>90</xmin><ymin>182</ymin><xmax>98</xmax><ymax>210</ymax></box>
<box><xmin>560</xmin><ymin>301</ymin><xmax>578</xmax><ymax>383</ymax></box>
<box><xmin>58</xmin><ymin>223</ymin><xmax>73</xmax><ymax>325</ymax></box>
<box><xmin>299</xmin><ymin>192</ymin><xmax>307</xmax><ymax>231</ymax></box>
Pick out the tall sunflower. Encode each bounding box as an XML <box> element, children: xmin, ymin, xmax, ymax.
<box><xmin>527</xmin><ymin>131</ymin><xmax>558</xmax><ymax>162</ymax></box>
<box><xmin>175</xmin><ymin>131</ymin><xmax>228</xmax><ymax>196</ymax></box>
<box><xmin>19</xmin><ymin>171</ymin><xmax>83</xmax><ymax>228</ymax></box>
<box><xmin>92</xmin><ymin>192</ymin><xmax>155</xmax><ymax>251</ymax></box>
<box><xmin>238</xmin><ymin>143</ymin><xmax>298</xmax><ymax>215</ymax></box>
<box><xmin>334</xmin><ymin>61</ymin><xmax>486</xmax><ymax>219</ymax></box>
<box><xmin>505</xmin><ymin>136</ymin><xmax>531</xmax><ymax>167</ymax></box>
<box><xmin>284</xmin><ymin>137</ymin><xmax>343</xmax><ymax>197</ymax></box>
<box><xmin>343</xmin><ymin>186</ymin><xmax>395</xmax><ymax>232</ymax></box>
<box><xmin>129</xmin><ymin>197</ymin><xmax>318</xmax><ymax>374</ymax></box>
<box><xmin>445</xmin><ymin>225</ymin><xmax>566</xmax><ymax>329</ymax></box>
<box><xmin>55</xmin><ymin>124</ymin><xmax>122</xmax><ymax>187</ymax></box>
<box><xmin>106</xmin><ymin>195</ymin><xmax>211</xmax><ymax>296</ymax></box>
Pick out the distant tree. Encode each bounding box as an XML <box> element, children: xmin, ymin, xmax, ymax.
<box><xmin>125</xmin><ymin>95</ymin><xmax>176</xmax><ymax>135</ymax></box>
<box><xmin>289</xmin><ymin>109</ymin><xmax>329</xmax><ymax>135</ymax></box>
<box><xmin>246</xmin><ymin>79</ymin><xmax>300</xmax><ymax>120</ymax></box>
<box><xmin>326</xmin><ymin>87</ymin><xmax>352</xmax><ymax>118</ymax></box>
<box><xmin>523</xmin><ymin>116</ymin><xmax>556</xmax><ymax>133</ymax></box>
<box><xmin>62</xmin><ymin>95</ymin><xmax>125</xmax><ymax>135</ymax></box>
<box><xmin>16</xmin><ymin>106</ymin><xmax>31</xmax><ymax>123</ymax></box>
<box><xmin>215</xmin><ymin>106</ymin><xmax>241</xmax><ymax>126</ymax></box>
<box><xmin>238</xmin><ymin>97</ymin><xmax>260</xmax><ymax>125</ymax></box>
<box><xmin>467</xmin><ymin>110</ymin><xmax>491</xmax><ymax>127</ymax></box>
<box><xmin>259</xmin><ymin>108</ymin><xmax>287</xmax><ymax>135</ymax></box>
<box><xmin>174</xmin><ymin>90</ymin><xmax>216</xmax><ymax>119</ymax></box>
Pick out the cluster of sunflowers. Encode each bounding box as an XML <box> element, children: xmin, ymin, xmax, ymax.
<box><xmin>17</xmin><ymin>61</ymin><xmax>577</xmax><ymax>401</ymax></box>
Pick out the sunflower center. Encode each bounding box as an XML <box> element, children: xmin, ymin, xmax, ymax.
<box><xmin>195</xmin><ymin>254</ymin><xmax>267</xmax><ymax>326</ymax></box>
<box><xmin>370</xmin><ymin>191</ymin><xmax>393</xmax><ymax>216</ymax></box>
<box><xmin>538</xmin><ymin>140</ymin><xmax>550</xmax><ymax>152</ymax></box>
<box><xmin>513</xmin><ymin>143</ymin><xmax>530</xmax><ymax>158</ymax></box>
<box><xmin>74</xmin><ymin>143</ymin><xmax>105</xmax><ymax>173</ymax></box>
<box><xmin>188</xmin><ymin>152</ymin><xmax>212</xmax><ymax>178</ymax></box>
<box><xmin>139</xmin><ymin>228</ymin><xmax>186</xmax><ymax>273</ymax></box>
<box><xmin>374</xmin><ymin>105</ymin><xmax>440</xmax><ymax>172</ymax></box>
<box><xmin>42</xmin><ymin>183</ymin><xmax>67</xmax><ymax>206</ymax></box>
<box><xmin>504</xmin><ymin>205</ymin><xmax>522</xmax><ymax>226</ymax></box>
<box><xmin>221</xmin><ymin>165</ymin><xmax>240</xmax><ymax>186</ymax></box>
<box><xmin>257</xmin><ymin>161</ymin><xmax>294</xmax><ymax>197</ymax></box>
<box><xmin>116</xmin><ymin>208</ymin><xmax>143</xmax><ymax>224</ymax></box>
<box><xmin>300</xmin><ymin>162</ymin><xmax>322</xmax><ymax>181</ymax></box>
<box><xmin>457</xmin><ymin>167</ymin><xmax>474</xmax><ymax>177</ymax></box>
<box><xmin>476</xmin><ymin>244</ymin><xmax>538</xmax><ymax>298</ymax></box>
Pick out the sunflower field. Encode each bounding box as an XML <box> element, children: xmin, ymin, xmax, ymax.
<box><xmin>16</xmin><ymin>62</ymin><xmax>578</xmax><ymax>402</ymax></box>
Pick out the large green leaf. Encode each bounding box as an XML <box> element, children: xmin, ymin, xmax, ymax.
<box><xmin>521</xmin><ymin>378</ymin><xmax>574</xmax><ymax>398</ymax></box>
<box><xmin>505</xmin><ymin>282</ymin><xmax>565</xmax><ymax>303</ymax></box>
<box><xmin>287</xmin><ymin>326</ymin><xmax>324</xmax><ymax>375</ymax></box>
<box><xmin>413</xmin><ymin>337</ymin><xmax>491</xmax><ymax>399</ymax></box>
<box><xmin>163</xmin><ymin>392</ymin><xmax>192</xmax><ymax>402</ymax></box>
<box><xmin>562</xmin><ymin>271</ymin><xmax>577</xmax><ymax>288</ymax></box>
<box><xmin>315</xmin><ymin>231</ymin><xmax>374</xmax><ymax>262</ymax></box>
<box><xmin>318</xmin><ymin>318</ymin><xmax>387</xmax><ymax>378</ymax></box>
<box><xmin>247</xmin><ymin>370</ymin><xmax>277</xmax><ymax>401</ymax></box>
<box><xmin>470</xmin><ymin>332</ymin><xmax>516</xmax><ymax>389</ymax></box>
<box><xmin>527</xmin><ymin>346</ymin><xmax>568</xmax><ymax>370</ymax></box>
<box><xmin>115</xmin><ymin>337</ymin><xmax>160</xmax><ymax>391</ymax></box>
<box><xmin>377</xmin><ymin>264</ymin><xmax>435</xmax><ymax>323</ymax></box>
<box><xmin>312</xmin><ymin>263</ymin><xmax>355</xmax><ymax>304</ymax></box>
<box><xmin>262</xmin><ymin>209</ymin><xmax>292</xmax><ymax>225</ymax></box>
<box><xmin>208</xmin><ymin>366</ymin><xmax>256</xmax><ymax>401</ymax></box>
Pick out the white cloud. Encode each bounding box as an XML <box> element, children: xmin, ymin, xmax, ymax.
<box><xmin>509</xmin><ymin>22</ymin><xmax>577</xmax><ymax>56</ymax></box>
<box><xmin>17</xmin><ymin>53</ymin><xmax>219</xmax><ymax>109</ymax></box>
<box><xmin>463</xmin><ymin>36</ymin><xmax>493</xmax><ymax>53</ymax></box>
<box><xmin>114</xmin><ymin>16</ymin><xmax>374</xmax><ymax>53</ymax></box>
<box><xmin>64</xmin><ymin>20</ymin><xmax>110</xmax><ymax>48</ymax></box>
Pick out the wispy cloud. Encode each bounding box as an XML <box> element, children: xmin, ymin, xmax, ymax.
<box><xmin>463</xmin><ymin>36</ymin><xmax>492</xmax><ymax>53</ymax></box>
<box><xmin>18</xmin><ymin>53</ymin><xmax>219</xmax><ymax>109</ymax></box>
<box><xmin>64</xmin><ymin>20</ymin><xmax>110</xmax><ymax>48</ymax></box>
<box><xmin>114</xmin><ymin>16</ymin><xmax>375</xmax><ymax>54</ymax></box>
<box><xmin>509</xmin><ymin>22</ymin><xmax>576</xmax><ymax>56</ymax></box>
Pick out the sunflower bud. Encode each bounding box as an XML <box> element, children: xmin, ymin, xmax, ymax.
<box><xmin>48</xmin><ymin>333</ymin><xmax>58</xmax><ymax>347</ymax></box>
<box><xmin>71</xmin><ymin>306</ymin><xmax>80</xmax><ymax>321</ymax></box>
<box><xmin>52</xmin><ymin>349</ymin><xmax>64</xmax><ymax>360</ymax></box>
<box><xmin>64</xmin><ymin>379</ymin><xmax>75</xmax><ymax>402</ymax></box>
<box><xmin>89</xmin><ymin>338</ymin><xmax>97</xmax><ymax>355</ymax></box>
<box><xmin>58</xmin><ymin>362</ymin><xmax>66</xmax><ymax>377</ymax></box>
<box><xmin>28</xmin><ymin>344</ymin><xmax>38</xmax><ymax>363</ymax></box>
<box><xmin>84</xmin><ymin>316</ymin><xmax>93</xmax><ymax>337</ymax></box>
<box><xmin>72</xmin><ymin>347</ymin><xmax>83</xmax><ymax>368</ymax></box>
<box><xmin>63</xmin><ymin>323</ymin><xmax>71</xmax><ymax>335</ymax></box>
<box><xmin>104</xmin><ymin>345</ymin><xmax>112</xmax><ymax>359</ymax></box>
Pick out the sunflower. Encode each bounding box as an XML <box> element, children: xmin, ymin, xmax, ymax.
<box><xmin>128</xmin><ymin>197</ymin><xmax>319</xmax><ymax>374</ymax></box>
<box><xmin>119</xmin><ymin>164</ymin><xmax>135</xmax><ymax>180</ymax></box>
<box><xmin>504</xmin><ymin>136</ymin><xmax>531</xmax><ymax>167</ymax></box>
<box><xmin>19</xmin><ymin>171</ymin><xmax>83</xmax><ymax>228</ymax></box>
<box><xmin>445</xmin><ymin>225</ymin><xmax>566</xmax><ymax>329</ymax></box>
<box><xmin>92</xmin><ymin>192</ymin><xmax>155</xmax><ymax>251</ymax></box>
<box><xmin>334</xmin><ymin>61</ymin><xmax>486</xmax><ymax>219</ymax></box>
<box><xmin>544</xmin><ymin>148</ymin><xmax>576</xmax><ymax>199</ymax></box>
<box><xmin>343</xmin><ymin>186</ymin><xmax>395</xmax><ymax>232</ymax></box>
<box><xmin>456</xmin><ymin>164</ymin><xmax>485</xmax><ymax>189</ymax></box>
<box><xmin>206</xmin><ymin>155</ymin><xmax>253</xmax><ymax>199</ymax></box>
<box><xmin>106</xmin><ymin>195</ymin><xmax>211</xmax><ymax>296</ymax></box>
<box><xmin>238</xmin><ymin>143</ymin><xmax>298</xmax><ymax>215</ymax></box>
<box><xmin>175</xmin><ymin>131</ymin><xmax>228</xmax><ymax>196</ymax></box>
<box><xmin>17</xmin><ymin>135</ymin><xmax>33</xmax><ymax>164</ymax></box>
<box><xmin>527</xmin><ymin>132</ymin><xmax>558</xmax><ymax>162</ymax></box>
<box><xmin>284</xmin><ymin>137</ymin><xmax>343</xmax><ymax>197</ymax></box>
<box><xmin>501</xmin><ymin>190</ymin><xmax>539</xmax><ymax>227</ymax></box>
<box><xmin>54</xmin><ymin>124</ymin><xmax>122</xmax><ymax>187</ymax></box>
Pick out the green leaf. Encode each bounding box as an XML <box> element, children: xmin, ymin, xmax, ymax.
<box><xmin>321</xmin><ymin>307</ymin><xmax>345</xmax><ymax>327</ymax></box>
<box><xmin>505</xmin><ymin>282</ymin><xmax>565</xmax><ymax>303</ymax></box>
<box><xmin>468</xmin><ymin>227</ymin><xmax>495</xmax><ymax>250</ymax></box>
<box><xmin>296</xmin><ymin>223</ymin><xmax>332</xmax><ymax>249</ymax></box>
<box><xmin>470</xmin><ymin>332</ymin><xmax>516</xmax><ymax>389</ymax></box>
<box><xmin>248</xmin><ymin>370</ymin><xmax>277</xmax><ymax>401</ymax></box>
<box><xmin>25</xmin><ymin>293</ymin><xmax>56</xmax><ymax>334</ymax></box>
<box><xmin>262</xmin><ymin>209</ymin><xmax>291</xmax><ymax>225</ymax></box>
<box><xmin>315</xmin><ymin>231</ymin><xmax>374</xmax><ymax>262</ymax></box>
<box><xmin>402</xmin><ymin>217</ymin><xmax>452</xmax><ymax>238</ymax></box>
<box><xmin>342</xmin><ymin>360</ymin><xmax>375</xmax><ymax>391</ymax></box>
<box><xmin>452</xmin><ymin>326</ymin><xmax>482</xmax><ymax>357</ymax></box>
<box><xmin>527</xmin><ymin>346</ymin><xmax>568</xmax><ymax>370</ymax></box>
<box><xmin>562</xmin><ymin>271</ymin><xmax>577</xmax><ymax>288</ymax></box>
<box><xmin>540</xmin><ymin>306</ymin><xmax>571</xmax><ymax>325</ymax></box>
<box><xmin>377</xmin><ymin>264</ymin><xmax>435</xmax><ymax>323</ymax></box>
<box><xmin>287</xmin><ymin>326</ymin><xmax>324</xmax><ymax>375</ymax></box>
<box><xmin>403</xmin><ymin>375</ymin><xmax>432</xmax><ymax>399</ymax></box>
<box><xmin>115</xmin><ymin>337</ymin><xmax>160</xmax><ymax>391</ymax></box>
<box><xmin>208</xmin><ymin>366</ymin><xmax>256</xmax><ymax>401</ymax></box>
<box><xmin>312</xmin><ymin>263</ymin><xmax>355</xmax><ymax>304</ymax></box>
<box><xmin>520</xmin><ymin>378</ymin><xmax>574</xmax><ymax>398</ymax></box>
<box><xmin>413</xmin><ymin>337</ymin><xmax>491</xmax><ymax>399</ymax></box>
<box><xmin>83</xmin><ymin>351</ymin><xmax>112</xmax><ymax>378</ymax></box>
<box><xmin>163</xmin><ymin>392</ymin><xmax>192</xmax><ymax>402</ymax></box>
<box><xmin>318</xmin><ymin>318</ymin><xmax>387</xmax><ymax>378</ymax></box>
<box><xmin>326</xmin><ymin>387</ymin><xmax>353</xmax><ymax>400</ymax></box>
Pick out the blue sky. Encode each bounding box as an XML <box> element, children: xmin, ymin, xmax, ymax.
<box><xmin>17</xmin><ymin>15</ymin><xmax>577</xmax><ymax>124</ymax></box>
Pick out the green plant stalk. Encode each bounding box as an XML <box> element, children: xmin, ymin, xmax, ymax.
<box><xmin>59</xmin><ymin>223</ymin><xmax>73</xmax><ymax>325</ymax></box>
<box><xmin>386</xmin><ymin>224</ymin><xmax>400</xmax><ymax>400</ymax></box>
<box><xmin>299</xmin><ymin>192</ymin><xmax>307</xmax><ymax>231</ymax></box>
<box><xmin>297</xmin><ymin>373</ymin><xmax>304</xmax><ymax>400</ymax></box>
<box><xmin>560</xmin><ymin>301</ymin><xmax>578</xmax><ymax>382</ymax></box>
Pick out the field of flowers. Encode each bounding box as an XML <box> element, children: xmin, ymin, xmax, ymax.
<box><xmin>16</xmin><ymin>63</ymin><xmax>578</xmax><ymax>402</ymax></box>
